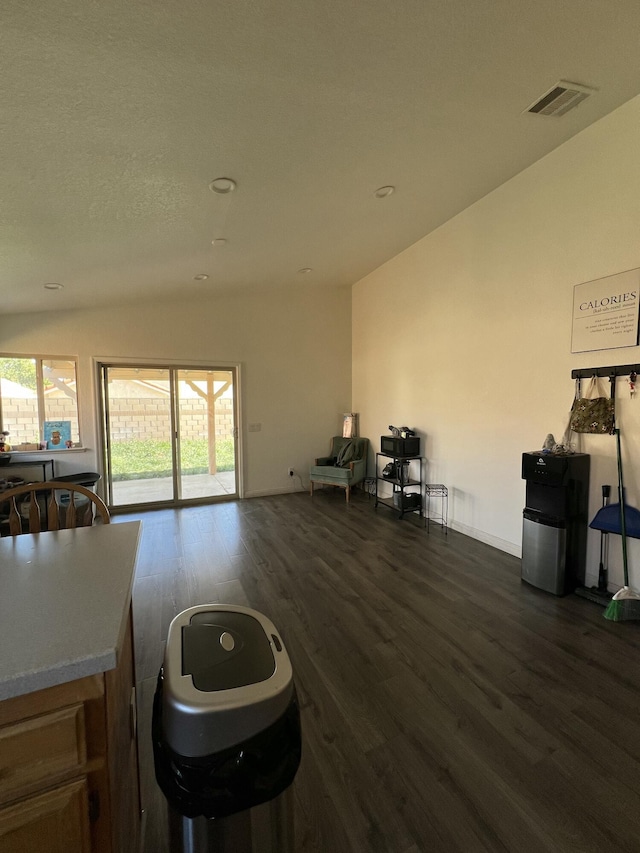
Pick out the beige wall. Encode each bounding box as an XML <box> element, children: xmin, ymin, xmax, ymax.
<box><xmin>0</xmin><ymin>286</ymin><xmax>352</xmax><ymax>497</ymax></box>
<box><xmin>353</xmin><ymin>95</ymin><xmax>640</xmax><ymax>590</ymax></box>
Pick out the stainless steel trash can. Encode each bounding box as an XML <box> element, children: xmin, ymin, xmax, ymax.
<box><xmin>152</xmin><ymin>604</ymin><xmax>301</xmax><ymax>853</ymax></box>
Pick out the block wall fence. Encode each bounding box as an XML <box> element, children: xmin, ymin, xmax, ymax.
<box><xmin>2</xmin><ymin>397</ymin><xmax>234</xmax><ymax>445</ymax></box>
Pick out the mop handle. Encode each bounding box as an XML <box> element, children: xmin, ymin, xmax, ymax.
<box><xmin>616</xmin><ymin>428</ymin><xmax>629</xmax><ymax>587</ymax></box>
<box><xmin>603</xmin><ymin>484</ymin><xmax>610</xmax><ymax>552</ymax></box>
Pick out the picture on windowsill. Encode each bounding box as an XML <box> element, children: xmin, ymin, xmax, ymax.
<box><xmin>43</xmin><ymin>420</ymin><xmax>71</xmax><ymax>450</ymax></box>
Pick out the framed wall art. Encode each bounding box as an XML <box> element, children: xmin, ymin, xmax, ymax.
<box><xmin>571</xmin><ymin>267</ymin><xmax>640</xmax><ymax>353</ymax></box>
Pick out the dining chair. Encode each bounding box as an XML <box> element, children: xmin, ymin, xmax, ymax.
<box><xmin>0</xmin><ymin>481</ymin><xmax>111</xmax><ymax>536</ymax></box>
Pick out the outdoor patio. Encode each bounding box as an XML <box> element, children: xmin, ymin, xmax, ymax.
<box><xmin>111</xmin><ymin>470</ymin><xmax>236</xmax><ymax>505</ymax></box>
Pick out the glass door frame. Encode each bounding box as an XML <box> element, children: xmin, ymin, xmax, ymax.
<box><xmin>96</xmin><ymin>358</ymin><xmax>242</xmax><ymax>511</ymax></box>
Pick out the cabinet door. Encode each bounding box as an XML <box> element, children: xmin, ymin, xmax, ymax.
<box><xmin>0</xmin><ymin>705</ymin><xmax>86</xmax><ymax>805</ymax></box>
<box><xmin>0</xmin><ymin>779</ymin><xmax>91</xmax><ymax>853</ymax></box>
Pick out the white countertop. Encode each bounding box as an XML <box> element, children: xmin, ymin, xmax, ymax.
<box><xmin>0</xmin><ymin>521</ymin><xmax>141</xmax><ymax>701</ymax></box>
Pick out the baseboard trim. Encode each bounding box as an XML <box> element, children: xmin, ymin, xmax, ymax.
<box><xmin>450</xmin><ymin>520</ymin><xmax>521</xmax><ymax>558</ymax></box>
<box><xmin>245</xmin><ymin>487</ymin><xmax>306</xmax><ymax>498</ymax></box>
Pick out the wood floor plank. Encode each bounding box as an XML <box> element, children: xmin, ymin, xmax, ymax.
<box><xmin>132</xmin><ymin>574</ymin><xmax>164</xmax><ymax>681</ymax></box>
<box><xmin>116</xmin><ymin>491</ymin><xmax>640</xmax><ymax>853</ymax></box>
<box><xmin>368</xmin><ymin>734</ymin><xmax>513</xmax><ymax>853</ymax></box>
<box><xmin>290</xmin><ymin>639</ymin><xmax>416</xmax><ymax>853</ymax></box>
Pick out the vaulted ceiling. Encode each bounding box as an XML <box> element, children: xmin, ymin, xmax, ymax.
<box><xmin>2</xmin><ymin>0</ymin><xmax>640</xmax><ymax>315</ymax></box>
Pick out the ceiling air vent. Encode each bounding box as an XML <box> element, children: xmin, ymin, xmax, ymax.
<box><xmin>526</xmin><ymin>81</ymin><xmax>594</xmax><ymax>117</ymax></box>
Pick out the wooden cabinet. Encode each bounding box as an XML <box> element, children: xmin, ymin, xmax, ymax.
<box><xmin>0</xmin><ymin>613</ymin><xmax>139</xmax><ymax>853</ymax></box>
<box><xmin>0</xmin><ymin>780</ymin><xmax>91</xmax><ymax>853</ymax></box>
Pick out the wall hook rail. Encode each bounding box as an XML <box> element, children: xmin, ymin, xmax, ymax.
<box><xmin>571</xmin><ymin>363</ymin><xmax>640</xmax><ymax>380</ymax></box>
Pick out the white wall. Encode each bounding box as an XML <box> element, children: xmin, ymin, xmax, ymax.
<box><xmin>353</xmin><ymin>95</ymin><xmax>640</xmax><ymax>589</ymax></box>
<box><xmin>0</xmin><ymin>286</ymin><xmax>352</xmax><ymax>497</ymax></box>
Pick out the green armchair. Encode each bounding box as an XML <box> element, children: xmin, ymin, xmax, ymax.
<box><xmin>310</xmin><ymin>436</ymin><xmax>369</xmax><ymax>503</ymax></box>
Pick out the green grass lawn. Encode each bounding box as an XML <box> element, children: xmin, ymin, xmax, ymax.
<box><xmin>110</xmin><ymin>438</ymin><xmax>235</xmax><ymax>480</ymax></box>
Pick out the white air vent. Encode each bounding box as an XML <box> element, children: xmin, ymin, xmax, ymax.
<box><xmin>525</xmin><ymin>81</ymin><xmax>594</xmax><ymax>117</ymax></box>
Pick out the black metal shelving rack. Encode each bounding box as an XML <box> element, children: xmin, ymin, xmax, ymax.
<box><xmin>374</xmin><ymin>452</ymin><xmax>425</xmax><ymax>525</ymax></box>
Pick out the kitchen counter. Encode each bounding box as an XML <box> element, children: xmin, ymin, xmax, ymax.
<box><xmin>0</xmin><ymin>521</ymin><xmax>141</xmax><ymax>701</ymax></box>
<box><xmin>0</xmin><ymin>521</ymin><xmax>142</xmax><ymax>852</ymax></box>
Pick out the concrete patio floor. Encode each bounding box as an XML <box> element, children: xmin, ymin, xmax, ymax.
<box><xmin>111</xmin><ymin>470</ymin><xmax>237</xmax><ymax>505</ymax></box>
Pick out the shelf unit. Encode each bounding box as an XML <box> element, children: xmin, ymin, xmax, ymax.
<box><xmin>374</xmin><ymin>452</ymin><xmax>424</xmax><ymax>524</ymax></box>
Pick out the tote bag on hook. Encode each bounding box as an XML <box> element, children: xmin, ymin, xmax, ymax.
<box><xmin>569</xmin><ymin>376</ymin><xmax>615</xmax><ymax>435</ymax></box>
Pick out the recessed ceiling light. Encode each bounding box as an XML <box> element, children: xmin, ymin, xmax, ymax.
<box><xmin>298</xmin><ymin>268</ymin><xmax>313</xmax><ymax>275</ymax></box>
<box><xmin>209</xmin><ymin>177</ymin><xmax>236</xmax><ymax>194</ymax></box>
<box><xmin>43</xmin><ymin>282</ymin><xmax>64</xmax><ymax>290</ymax></box>
<box><xmin>193</xmin><ymin>274</ymin><xmax>209</xmax><ymax>281</ymax></box>
<box><xmin>211</xmin><ymin>238</ymin><xmax>228</xmax><ymax>246</ymax></box>
<box><xmin>374</xmin><ymin>185</ymin><xmax>395</xmax><ymax>198</ymax></box>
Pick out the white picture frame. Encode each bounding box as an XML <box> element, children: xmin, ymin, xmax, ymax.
<box><xmin>571</xmin><ymin>267</ymin><xmax>640</xmax><ymax>354</ymax></box>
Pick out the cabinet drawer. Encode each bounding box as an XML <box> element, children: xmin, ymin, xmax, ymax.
<box><xmin>0</xmin><ymin>778</ymin><xmax>91</xmax><ymax>853</ymax></box>
<box><xmin>0</xmin><ymin>705</ymin><xmax>86</xmax><ymax>805</ymax></box>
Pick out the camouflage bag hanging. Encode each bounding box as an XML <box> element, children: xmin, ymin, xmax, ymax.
<box><xmin>570</xmin><ymin>376</ymin><xmax>615</xmax><ymax>434</ymax></box>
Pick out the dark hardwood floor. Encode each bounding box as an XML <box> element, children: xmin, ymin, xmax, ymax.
<box><xmin>120</xmin><ymin>490</ymin><xmax>640</xmax><ymax>852</ymax></box>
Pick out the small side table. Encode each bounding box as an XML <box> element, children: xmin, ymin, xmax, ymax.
<box><xmin>425</xmin><ymin>484</ymin><xmax>448</xmax><ymax>534</ymax></box>
<box><xmin>5</xmin><ymin>457</ymin><xmax>55</xmax><ymax>482</ymax></box>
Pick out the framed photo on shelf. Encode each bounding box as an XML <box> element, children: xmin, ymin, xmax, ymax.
<box><xmin>43</xmin><ymin>420</ymin><xmax>71</xmax><ymax>450</ymax></box>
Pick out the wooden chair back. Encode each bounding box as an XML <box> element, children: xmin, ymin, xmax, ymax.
<box><xmin>0</xmin><ymin>481</ymin><xmax>111</xmax><ymax>536</ymax></box>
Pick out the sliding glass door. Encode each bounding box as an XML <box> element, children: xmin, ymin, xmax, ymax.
<box><xmin>101</xmin><ymin>364</ymin><xmax>238</xmax><ymax>508</ymax></box>
<box><xmin>175</xmin><ymin>369</ymin><xmax>237</xmax><ymax>500</ymax></box>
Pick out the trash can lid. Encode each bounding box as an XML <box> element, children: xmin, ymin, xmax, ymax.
<box><xmin>182</xmin><ymin>610</ymin><xmax>276</xmax><ymax>691</ymax></box>
<box><xmin>161</xmin><ymin>604</ymin><xmax>295</xmax><ymax>756</ymax></box>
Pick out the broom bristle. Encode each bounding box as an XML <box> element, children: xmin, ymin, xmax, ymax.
<box><xmin>604</xmin><ymin>587</ymin><xmax>640</xmax><ymax>622</ymax></box>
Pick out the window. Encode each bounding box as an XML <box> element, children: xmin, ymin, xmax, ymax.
<box><xmin>0</xmin><ymin>356</ymin><xmax>81</xmax><ymax>448</ymax></box>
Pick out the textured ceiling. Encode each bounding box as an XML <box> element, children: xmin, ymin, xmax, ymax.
<box><xmin>2</xmin><ymin>0</ymin><xmax>640</xmax><ymax>315</ymax></box>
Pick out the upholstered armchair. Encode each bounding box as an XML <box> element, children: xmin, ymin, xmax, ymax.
<box><xmin>310</xmin><ymin>436</ymin><xmax>369</xmax><ymax>503</ymax></box>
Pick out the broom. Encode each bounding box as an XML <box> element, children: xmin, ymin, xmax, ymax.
<box><xmin>576</xmin><ymin>484</ymin><xmax>613</xmax><ymax>606</ymax></box>
<box><xmin>604</xmin><ymin>429</ymin><xmax>640</xmax><ymax>621</ymax></box>
<box><xmin>597</xmin><ymin>485</ymin><xmax>611</xmax><ymax>593</ymax></box>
